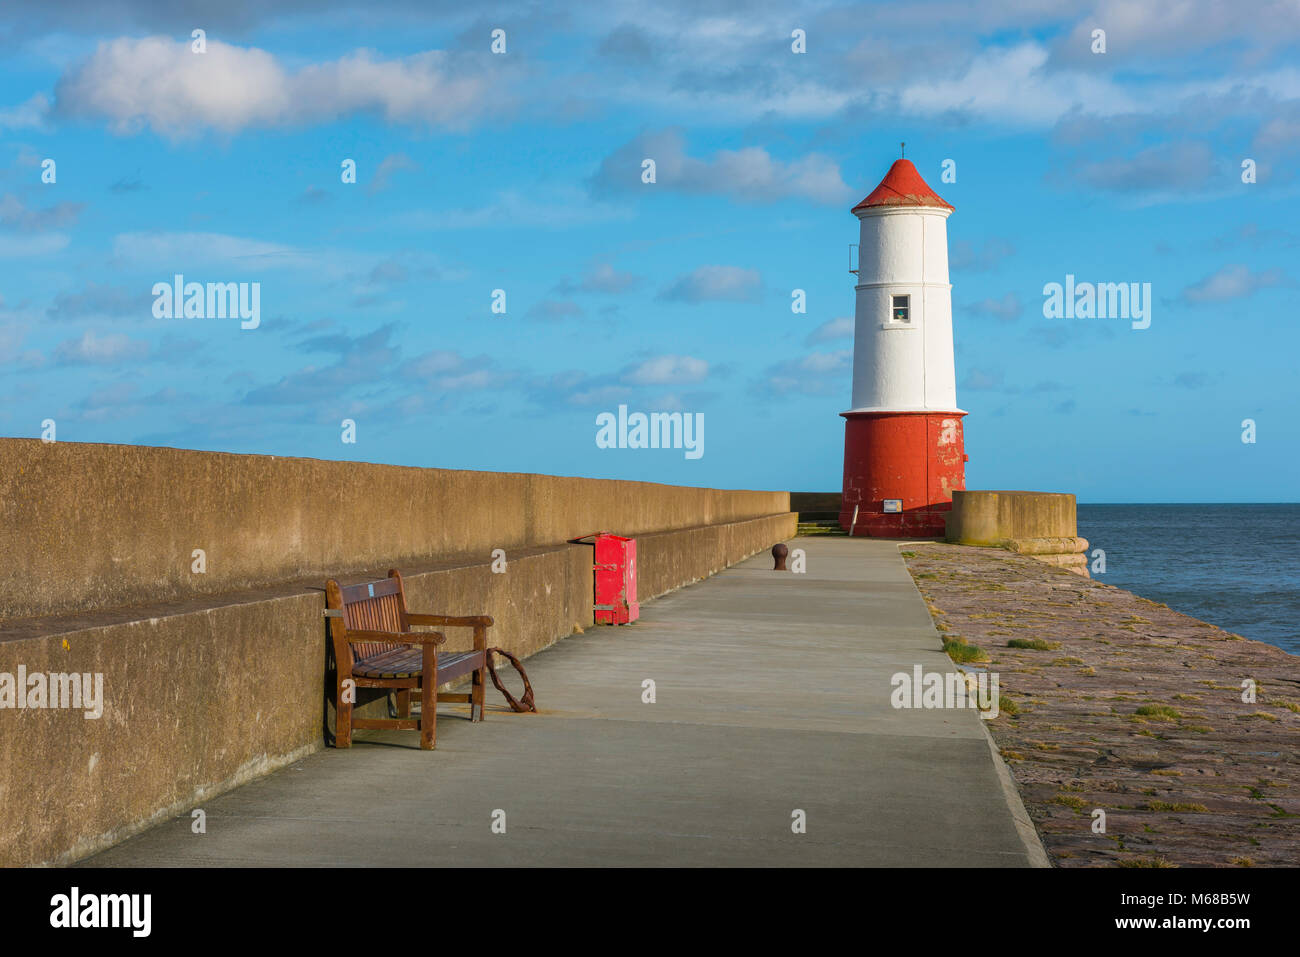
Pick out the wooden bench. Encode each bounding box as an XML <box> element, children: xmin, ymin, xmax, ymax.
<box><xmin>325</xmin><ymin>569</ymin><xmax>492</xmax><ymax>750</ymax></box>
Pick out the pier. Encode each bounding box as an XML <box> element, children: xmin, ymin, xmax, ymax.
<box><xmin>83</xmin><ymin>538</ymin><xmax>1044</xmax><ymax>867</ymax></box>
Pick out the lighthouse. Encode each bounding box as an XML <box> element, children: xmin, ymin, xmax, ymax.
<box><xmin>839</xmin><ymin>158</ymin><xmax>966</xmax><ymax>537</ymax></box>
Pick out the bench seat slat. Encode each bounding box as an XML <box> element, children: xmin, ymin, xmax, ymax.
<box><xmin>353</xmin><ymin>649</ymin><xmax>484</xmax><ymax>681</ymax></box>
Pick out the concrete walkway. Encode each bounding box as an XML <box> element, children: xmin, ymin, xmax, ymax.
<box><xmin>85</xmin><ymin>537</ymin><xmax>1044</xmax><ymax>867</ymax></box>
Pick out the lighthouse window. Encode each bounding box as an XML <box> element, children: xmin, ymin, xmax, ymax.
<box><xmin>891</xmin><ymin>295</ymin><xmax>911</xmax><ymax>323</ymax></box>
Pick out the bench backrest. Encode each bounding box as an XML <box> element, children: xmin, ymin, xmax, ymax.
<box><xmin>325</xmin><ymin>570</ymin><xmax>411</xmax><ymax>666</ymax></box>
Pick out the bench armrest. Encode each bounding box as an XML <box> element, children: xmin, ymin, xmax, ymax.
<box><xmin>407</xmin><ymin>614</ymin><xmax>492</xmax><ymax>651</ymax></box>
<box><xmin>345</xmin><ymin>629</ymin><xmax>446</xmax><ymax>646</ymax></box>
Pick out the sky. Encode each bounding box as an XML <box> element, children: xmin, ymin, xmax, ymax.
<box><xmin>0</xmin><ymin>0</ymin><xmax>1297</xmax><ymax>502</ymax></box>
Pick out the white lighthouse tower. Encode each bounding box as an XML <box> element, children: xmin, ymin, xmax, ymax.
<box><xmin>839</xmin><ymin>157</ymin><xmax>967</xmax><ymax>536</ymax></box>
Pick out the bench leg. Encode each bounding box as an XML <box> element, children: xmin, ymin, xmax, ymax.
<box><xmin>472</xmin><ymin>662</ymin><xmax>486</xmax><ymax>722</ymax></box>
<box><xmin>336</xmin><ymin>680</ymin><xmax>353</xmax><ymax>749</ymax></box>
<box><xmin>420</xmin><ymin>653</ymin><xmax>437</xmax><ymax>750</ymax></box>
<box><xmin>395</xmin><ymin>689</ymin><xmax>411</xmax><ymax>719</ymax></box>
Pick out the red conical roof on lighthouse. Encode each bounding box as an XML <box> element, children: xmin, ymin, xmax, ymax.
<box><xmin>852</xmin><ymin>159</ymin><xmax>953</xmax><ymax>213</ymax></box>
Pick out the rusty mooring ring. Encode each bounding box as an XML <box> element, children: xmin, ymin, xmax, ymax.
<box><xmin>486</xmin><ymin>647</ymin><xmax>537</xmax><ymax>713</ymax></box>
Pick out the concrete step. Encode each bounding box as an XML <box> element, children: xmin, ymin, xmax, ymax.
<box><xmin>796</xmin><ymin>521</ymin><xmax>847</xmax><ymax>536</ymax></box>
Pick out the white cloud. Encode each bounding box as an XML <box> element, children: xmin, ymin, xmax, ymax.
<box><xmin>402</xmin><ymin>349</ymin><xmax>503</xmax><ymax>393</ymax></box>
<box><xmin>0</xmin><ymin>193</ymin><xmax>84</xmax><ymax>231</ymax></box>
<box><xmin>405</xmin><ymin>350</ymin><xmax>464</xmax><ymax>377</ymax></box>
<box><xmin>1053</xmin><ymin>0</ymin><xmax>1300</xmax><ymax>67</ymax></box>
<box><xmin>900</xmin><ymin>43</ymin><xmax>1136</xmax><ymax>125</ymax></box>
<box><xmin>622</xmin><ymin>355</ymin><xmax>709</xmax><ymax>386</ymax></box>
<box><xmin>113</xmin><ymin>231</ymin><xmax>313</xmax><ymax>269</ymax></box>
<box><xmin>368</xmin><ymin>152</ymin><xmax>418</xmax><ymax>194</ymax></box>
<box><xmin>593</xmin><ymin>129</ymin><xmax>853</xmax><ymax>205</ymax></box>
<box><xmin>34</xmin><ymin>8</ymin><xmax>1300</xmax><ymax>144</ymax></box>
<box><xmin>526</xmin><ymin>299</ymin><xmax>585</xmax><ymax>321</ymax></box>
<box><xmin>966</xmin><ymin>293</ymin><xmax>1022</xmax><ymax>321</ymax></box>
<box><xmin>54</xmin><ymin>330</ymin><xmax>149</xmax><ymax>365</ymax></box>
<box><xmin>56</xmin><ymin>37</ymin><xmax>498</xmax><ymax>136</ymax></box>
<box><xmin>557</xmin><ymin>262</ymin><xmax>643</xmax><ymax>294</ymax></box>
<box><xmin>763</xmin><ymin>350</ymin><xmax>852</xmax><ymax>396</ymax></box>
<box><xmin>562</xmin><ymin>384</ymin><xmax>631</xmax><ymax>408</ymax></box>
<box><xmin>47</xmin><ymin>281</ymin><xmax>150</xmax><ymax>321</ymax></box>
<box><xmin>0</xmin><ymin>233</ymin><xmax>69</xmax><ymax>257</ymax></box>
<box><xmin>1073</xmin><ymin>142</ymin><xmax>1217</xmax><ymax>191</ymax></box>
<box><xmin>805</xmin><ymin>317</ymin><xmax>853</xmax><ymax>345</ymax></box>
<box><xmin>659</xmin><ymin>264</ymin><xmax>762</xmax><ymax>303</ymax></box>
<box><xmin>792</xmin><ymin>351</ymin><xmax>851</xmax><ymax>374</ymax></box>
<box><xmin>1181</xmin><ymin>264</ymin><xmax>1289</xmax><ymax>303</ymax></box>
<box><xmin>397</xmin><ymin>188</ymin><xmax>630</xmax><ymax>231</ymax></box>
<box><xmin>0</xmin><ymin>92</ymin><xmax>51</xmax><ymax>131</ymax></box>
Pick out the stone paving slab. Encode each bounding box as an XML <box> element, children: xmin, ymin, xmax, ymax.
<box><xmin>903</xmin><ymin>543</ymin><xmax>1300</xmax><ymax>868</ymax></box>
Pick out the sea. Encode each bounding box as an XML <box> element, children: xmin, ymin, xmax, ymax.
<box><xmin>1076</xmin><ymin>504</ymin><xmax>1300</xmax><ymax>656</ymax></box>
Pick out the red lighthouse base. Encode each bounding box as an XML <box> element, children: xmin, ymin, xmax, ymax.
<box><xmin>839</xmin><ymin>411</ymin><xmax>967</xmax><ymax>537</ymax></box>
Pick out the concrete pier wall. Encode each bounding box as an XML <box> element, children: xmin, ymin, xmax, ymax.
<box><xmin>0</xmin><ymin>439</ymin><xmax>789</xmax><ymax>622</ymax></box>
<box><xmin>0</xmin><ymin>440</ymin><xmax>795</xmax><ymax>865</ymax></box>
<box><xmin>945</xmin><ymin>490</ymin><xmax>1088</xmax><ymax>575</ymax></box>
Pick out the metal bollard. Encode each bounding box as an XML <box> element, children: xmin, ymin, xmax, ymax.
<box><xmin>771</xmin><ymin>542</ymin><xmax>789</xmax><ymax>571</ymax></box>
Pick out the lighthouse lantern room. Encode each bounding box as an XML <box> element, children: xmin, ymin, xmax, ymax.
<box><xmin>840</xmin><ymin>157</ymin><xmax>966</xmax><ymax>537</ymax></box>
